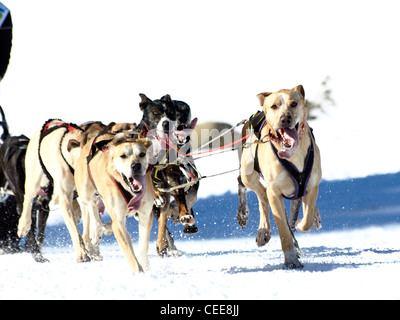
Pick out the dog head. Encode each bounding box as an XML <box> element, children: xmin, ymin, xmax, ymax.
<box><xmin>139</xmin><ymin>93</ymin><xmax>176</xmax><ymax>134</ymax></box>
<box><xmin>107</xmin><ymin>122</ymin><xmax>137</xmax><ymax>134</ymax></box>
<box><xmin>138</xmin><ymin>94</ymin><xmax>177</xmax><ymax>149</ymax></box>
<box><xmin>172</xmin><ymin>98</ymin><xmax>197</xmax><ymax>147</ymax></box>
<box><xmin>257</xmin><ymin>85</ymin><xmax>307</xmax><ymax>159</ymax></box>
<box><xmin>109</xmin><ymin>133</ymin><xmax>151</xmax><ymax>211</ymax></box>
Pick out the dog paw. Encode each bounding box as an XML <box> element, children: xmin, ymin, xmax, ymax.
<box><xmin>17</xmin><ymin>219</ymin><xmax>31</xmax><ymax>239</ymax></box>
<box><xmin>237</xmin><ymin>205</ymin><xmax>249</xmax><ymax>228</ymax></box>
<box><xmin>283</xmin><ymin>248</ymin><xmax>303</xmax><ymax>269</ymax></box>
<box><xmin>296</xmin><ymin>216</ymin><xmax>322</xmax><ymax>233</ymax></box>
<box><xmin>157</xmin><ymin>246</ymin><xmax>168</xmax><ymax>258</ymax></box>
<box><xmin>76</xmin><ymin>252</ymin><xmax>91</xmax><ymax>263</ymax></box>
<box><xmin>168</xmin><ymin>249</ymin><xmax>183</xmax><ymax>257</ymax></box>
<box><xmin>154</xmin><ymin>194</ymin><xmax>167</xmax><ymax>207</ymax></box>
<box><xmin>88</xmin><ymin>244</ymin><xmax>103</xmax><ymax>261</ymax></box>
<box><xmin>32</xmin><ymin>252</ymin><xmax>50</xmax><ymax>263</ymax></box>
<box><xmin>180</xmin><ymin>215</ymin><xmax>195</xmax><ymax>225</ymax></box>
<box><xmin>138</xmin><ymin>258</ymin><xmax>150</xmax><ymax>271</ymax></box>
<box><xmin>183</xmin><ymin>224</ymin><xmax>199</xmax><ymax>234</ymax></box>
<box><xmin>256</xmin><ymin>228</ymin><xmax>271</xmax><ymax>247</ymax></box>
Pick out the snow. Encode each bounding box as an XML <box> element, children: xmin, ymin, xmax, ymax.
<box><xmin>1</xmin><ymin>225</ymin><xmax>399</xmax><ymax>300</ymax></box>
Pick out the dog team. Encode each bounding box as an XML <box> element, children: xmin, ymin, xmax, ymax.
<box><xmin>0</xmin><ymin>85</ymin><xmax>322</xmax><ymax>272</ymax></box>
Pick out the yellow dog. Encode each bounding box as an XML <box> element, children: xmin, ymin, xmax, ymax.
<box><xmin>237</xmin><ymin>85</ymin><xmax>322</xmax><ymax>268</ymax></box>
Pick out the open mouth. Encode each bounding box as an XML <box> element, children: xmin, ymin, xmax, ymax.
<box><xmin>173</xmin><ymin>129</ymin><xmax>191</xmax><ymax>145</ymax></box>
<box><xmin>122</xmin><ymin>174</ymin><xmax>145</xmax><ymax>194</ymax></box>
<box><xmin>275</xmin><ymin>123</ymin><xmax>300</xmax><ymax>159</ymax></box>
<box><xmin>122</xmin><ymin>174</ymin><xmax>146</xmax><ymax>212</ymax></box>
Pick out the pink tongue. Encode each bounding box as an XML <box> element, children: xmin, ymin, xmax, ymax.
<box><xmin>127</xmin><ymin>175</ymin><xmax>146</xmax><ymax>212</ymax></box>
<box><xmin>277</xmin><ymin>128</ymin><xmax>299</xmax><ymax>159</ymax></box>
<box><xmin>158</xmin><ymin>132</ymin><xmax>173</xmax><ymax>150</ymax></box>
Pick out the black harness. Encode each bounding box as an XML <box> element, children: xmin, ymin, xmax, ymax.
<box><xmin>249</xmin><ymin>113</ymin><xmax>315</xmax><ymax>200</ymax></box>
<box><xmin>269</xmin><ymin>136</ymin><xmax>314</xmax><ymax>200</ymax></box>
<box><xmin>38</xmin><ymin>119</ymin><xmax>82</xmax><ymax>185</ymax></box>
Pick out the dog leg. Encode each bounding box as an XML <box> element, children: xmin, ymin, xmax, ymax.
<box><xmin>156</xmin><ymin>206</ymin><xmax>169</xmax><ymax>257</ymax></box>
<box><xmin>237</xmin><ymin>176</ymin><xmax>249</xmax><ymax>228</ymax></box>
<box><xmin>111</xmin><ymin>214</ymin><xmax>143</xmax><ymax>273</ymax></box>
<box><xmin>18</xmin><ymin>131</ymin><xmax>43</xmax><ymax>238</ymax></box>
<box><xmin>26</xmin><ymin>205</ymin><xmax>49</xmax><ymax>263</ymax></box>
<box><xmin>137</xmin><ymin>209</ymin><xmax>153</xmax><ymax>271</ymax></box>
<box><xmin>87</xmin><ymin>201</ymin><xmax>103</xmax><ymax>260</ymax></box>
<box><xmin>58</xmin><ymin>192</ymin><xmax>90</xmax><ymax>263</ymax></box>
<box><xmin>289</xmin><ymin>198</ymin><xmax>302</xmax><ymax>232</ymax></box>
<box><xmin>240</xmin><ymin>171</ymin><xmax>271</xmax><ymax>247</ymax></box>
<box><xmin>296</xmin><ymin>185</ymin><xmax>322</xmax><ymax>232</ymax></box>
<box><xmin>18</xmin><ymin>173</ymin><xmax>44</xmax><ymax>239</ymax></box>
<box><xmin>81</xmin><ymin>202</ymin><xmax>90</xmax><ymax>254</ymax></box>
<box><xmin>174</xmin><ymin>189</ymin><xmax>195</xmax><ymax>226</ymax></box>
<box><xmin>18</xmin><ymin>194</ymin><xmax>37</xmax><ymax>238</ymax></box>
<box><xmin>80</xmin><ymin>199</ymin><xmax>102</xmax><ymax>261</ymax></box>
<box><xmin>36</xmin><ymin>203</ymin><xmax>50</xmax><ymax>249</ymax></box>
<box><xmin>154</xmin><ymin>193</ymin><xmax>170</xmax><ymax>257</ymax></box>
<box><xmin>267</xmin><ymin>188</ymin><xmax>303</xmax><ymax>269</ymax></box>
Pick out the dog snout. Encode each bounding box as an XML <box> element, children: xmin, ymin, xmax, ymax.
<box><xmin>131</xmin><ymin>163</ymin><xmax>142</xmax><ymax>173</ymax></box>
<box><xmin>280</xmin><ymin>114</ymin><xmax>293</xmax><ymax>127</ymax></box>
<box><xmin>162</xmin><ymin>120</ymin><xmax>170</xmax><ymax>131</ymax></box>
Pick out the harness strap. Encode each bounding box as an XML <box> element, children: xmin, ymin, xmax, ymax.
<box><xmin>270</xmin><ymin>135</ymin><xmax>315</xmax><ymax>200</ymax></box>
<box><xmin>86</xmin><ymin>134</ymin><xmax>113</xmax><ymax>191</ymax></box>
<box><xmin>38</xmin><ymin>119</ymin><xmax>82</xmax><ymax>185</ymax></box>
<box><xmin>248</xmin><ymin>112</ymin><xmax>315</xmax><ymax>200</ymax></box>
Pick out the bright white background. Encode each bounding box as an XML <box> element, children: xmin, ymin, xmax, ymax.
<box><xmin>1</xmin><ymin>0</ymin><xmax>400</xmax><ymax>196</ymax></box>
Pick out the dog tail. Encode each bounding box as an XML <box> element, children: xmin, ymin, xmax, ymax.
<box><xmin>0</xmin><ymin>105</ymin><xmax>10</xmax><ymax>142</ymax></box>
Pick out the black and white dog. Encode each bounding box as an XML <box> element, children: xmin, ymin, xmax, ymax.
<box><xmin>137</xmin><ymin>94</ymin><xmax>199</xmax><ymax>256</ymax></box>
<box><xmin>0</xmin><ymin>106</ymin><xmax>50</xmax><ymax>261</ymax></box>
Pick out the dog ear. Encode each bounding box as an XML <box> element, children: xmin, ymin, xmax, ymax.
<box><xmin>292</xmin><ymin>85</ymin><xmax>305</xmax><ymax>99</ymax></box>
<box><xmin>139</xmin><ymin>93</ymin><xmax>152</xmax><ymax>111</ymax></box>
<box><xmin>112</xmin><ymin>132</ymin><xmax>127</xmax><ymax>145</ymax></box>
<box><xmin>256</xmin><ymin>92</ymin><xmax>272</xmax><ymax>107</ymax></box>
<box><xmin>161</xmin><ymin>94</ymin><xmax>172</xmax><ymax>102</ymax></box>
<box><xmin>67</xmin><ymin>139</ymin><xmax>80</xmax><ymax>152</ymax></box>
<box><xmin>190</xmin><ymin>117</ymin><xmax>198</xmax><ymax>129</ymax></box>
<box><xmin>136</xmin><ymin>137</ymin><xmax>152</xmax><ymax>149</ymax></box>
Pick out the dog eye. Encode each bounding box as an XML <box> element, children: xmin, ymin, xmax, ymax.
<box><xmin>139</xmin><ymin>152</ymin><xmax>146</xmax><ymax>158</ymax></box>
<box><xmin>271</xmin><ymin>105</ymin><xmax>278</xmax><ymax>110</ymax></box>
<box><xmin>290</xmin><ymin>101</ymin><xmax>298</xmax><ymax>108</ymax></box>
<box><xmin>120</xmin><ymin>154</ymin><xmax>127</xmax><ymax>159</ymax></box>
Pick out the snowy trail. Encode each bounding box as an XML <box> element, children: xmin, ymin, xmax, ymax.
<box><xmin>1</xmin><ymin>224</ymin><xmax>399</xmax><ymax>300</ymax></box>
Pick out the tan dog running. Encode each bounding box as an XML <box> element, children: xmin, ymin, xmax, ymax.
<box><xmin>18</xmin><ymin>120</ymin><xmax>86</xmax><ymax>261</ymax></box>
<box><xmin>74</xmin><ymin>132</ymin><xmax>154</xmax><ymax>273</ymax></box>
<box><xmin>237</xmin><ymin>85</ymin><xmax>322</xmax><ymax>268</ymax></box>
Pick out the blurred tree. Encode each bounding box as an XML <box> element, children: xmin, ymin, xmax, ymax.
<box><xmin>306</xmin><ymin>76</ymin><xmax>335</xmax><ymax>120</ymax></box>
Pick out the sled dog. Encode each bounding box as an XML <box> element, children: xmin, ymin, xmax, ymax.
<box><xmin>237</xmin><ymin>85</ymin><xmax>322</xmax><ymax>268</ymax></box>
<box><xmin>18</xmin><ymin>119</ymin><xmax>86</xmax><ymax>261</ymax></box>
<box><xmin>75</xmin><ymin>132</ymin><xmax>153</xmax><ymax>273</ymax></box>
